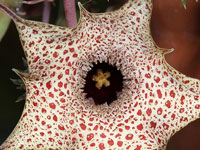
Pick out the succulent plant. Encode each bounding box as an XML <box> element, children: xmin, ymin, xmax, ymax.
<box><xmin>0</xmin><ymin>0</ymin><xmax>199</xmax><ymax>149</ymax></box>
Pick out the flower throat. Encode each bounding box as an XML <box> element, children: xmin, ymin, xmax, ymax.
<box><xmin>83</xmin><ymin>62</ymin><xmax>123</xmax><ymax>105</ymax></box>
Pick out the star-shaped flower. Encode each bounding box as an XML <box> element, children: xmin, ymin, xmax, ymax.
<box><xmin>0</xmin><ymin>0</ymin><xmax>199</xmax><ymax>149</ymax></box>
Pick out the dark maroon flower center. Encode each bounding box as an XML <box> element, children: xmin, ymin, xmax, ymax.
<box><xmin>83</xmin><ymin>62</ymin><xmax>123</xmax><ymax>105</ymax></box>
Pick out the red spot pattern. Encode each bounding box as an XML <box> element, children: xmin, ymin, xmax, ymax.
<box><xmin>80</xmin><ymin>123</ymin><xmax>86</xmax><ymax>130</ymax></box>
<box><xmin>108</xmin><ymin>139</ymin><xmax>114</xmax><ymax>146</ymax></box>
<box><xmin>0</xmin><ymin>0</ymin><xmax>199</xmax><ymax>150</ymax></box>
<box><xmin>49</xmin><ymin>103</ymin><xmax>56</xmax><ymax>109</ymax></box>
<box><xmin>58</xmin><ymin>125</ymin><xmax>65</xmax><ymax>130</ymax></box>
<box><xmin>87</xmin><ymin>133</ymin><xmax>94</xmax><ymax>141</ymax></box>
<box><xmin>170</xmin><ymin>90</ymin><xmax>176</xmax><ymax>98</ymax></box>
<box><xmin>157</xmin><ymin>89</ymin><xmax>162</xmax><ymax>98</ymax></box>
<box><xmin>125</xmin><ymin>134</ymin><xmax>134</xmax><ymax>140</ymax></box>
<box><xmin>165</xmin><ymin>100</ymin><xmax>171</xmax><ymax>108</ymax></box>
<box><xmin>135</xmin><ymin>145</ymin><xmax>142</xmax><ymax>150</ymax></box>
<box><xmin>53</xmin><ymin>115</ymin><xmax>57</xmax><ymax>121</ymax></box>
<box><xmin>117</xmin><ymin>141</ymin><xmax>123</xmax><ymax>147</ymax></box>
<box><xmin>146</xmin><ymin>108</ymin><xmax>152</xmax><ymax>116</ymax></box>
<box><xmin>46</xmin><ymin>81</ymin><xmax>52</xmax><ymax>89</ymax></box>
<box><xmin>137</xmin><ymin>124</ymin><xmax>143</xmax><ymax>131</ymax></box>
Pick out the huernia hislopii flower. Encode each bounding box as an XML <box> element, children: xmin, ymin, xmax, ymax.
<box><xmin>0</xmin><ymin>0</ymin><xmax>199</xmax><ymax>149</ymax></box>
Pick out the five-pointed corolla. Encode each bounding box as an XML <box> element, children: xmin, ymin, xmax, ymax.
<box><xmin>0</xmin><ymin>0</ymin><xmax>199</xmax><ymax>149</ymax></box>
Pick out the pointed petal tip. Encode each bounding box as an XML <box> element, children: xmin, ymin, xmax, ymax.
<box><xmin>170</xmin><ymin>48</ymin><xmax>175</xmax><ymax>52</ymax></box>
<box><xmin>162</xmin><ymin>48</ymin><xmax>174</xmax><ymax>55</ymax></box>
<box><xmin>77</xmin><ymin>2</ymin><xmax>82</xmax><ymax>7</ymax></box>
<box><xmin>78</xmin><ymin>2</ymin><xmax>84</xmax><ymax>11</ymax></box>
<box><xmin>78</xmin><ymin>1</ymin><xmax>90</xmax><ymax>17</ymax></box>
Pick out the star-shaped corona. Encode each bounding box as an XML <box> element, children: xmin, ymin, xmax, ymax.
<box><xmin>92</xmin><ymin>69</ymin><xmax>111</xmax><ymax>89</ymax></box>
<box><xmin>0</xmin><ymin>0</ymin><xmax>199</xmax><ymax>149</ymax></box>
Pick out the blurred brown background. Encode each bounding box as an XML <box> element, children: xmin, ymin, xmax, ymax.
<box><xmin>151</xmin><ymin>0</ymin><xmax>200</xmax><ymax>149</ymax></box>
<box><xmin>0</xmin><ymin>0</ymin><xmax>199</xmax><ymax>149</ymax></box>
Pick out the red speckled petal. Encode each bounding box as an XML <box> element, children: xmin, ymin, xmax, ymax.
<box><xmin>0</xmin><ymin>0</ymin><xmax>200</xmax><ymax>149</ymax></box>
